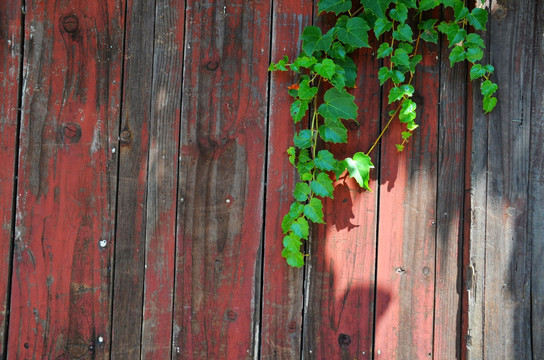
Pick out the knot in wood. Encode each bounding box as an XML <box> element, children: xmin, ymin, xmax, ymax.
<box><xmin>119</xmin><ymin>130</ymin><xmax>133</xmax><ymax>145</ymax></box>
<box><xmin>338</xmin><ymin>333</ymin><xmax>351</xmax><ymax>347</ymax></box>
<box><xmin>206</xmin><ymin>61</ymin><xmax>219</xmax><ymax>71</ymax></box>
<box><xmin>287</xmin><ymin>321</ymin><xmax>297</xmax><ymax>332</ymax></box>
<box><xmin>62</xmin><ymin>15</ymin><xmax>79</xmax><ymax>33</ymax></box>
<box><xmin>226</xmin><ymin>309</ymin><xmax>237</xmax><ymax>321</ymax></box>
<box><xmin>59</xmin><ymin>123</ymin><xmax>82</xmax><ymax>144</ymax></box>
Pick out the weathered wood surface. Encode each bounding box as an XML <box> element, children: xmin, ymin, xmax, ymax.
<box><xmin>0</xmin><ymin>1</ymin><xmax>21</xmax><ymax>357</ymax></box>
<box><xmin>468</xmin><ymin>0</ymin><xmax>539</xmax><ymax>359</ymax></box>
<box><xmin>8</xmin><ymin>0</ymin><xmax>123</xmax><ymax>358</ymax></box>
<box><xmin>1</xmin><ymin>1</ymin><xmax>543</xmax><ymax>359</ymax></box>
<box><xmin>172</xmin><ymin>0</ymin><xmax>271</xmax><ymax>358</ymax></box>
<box><xmin>261</xmin><ymin>0</ymin><xmax>311</xmax><ymax>358</ymax></box>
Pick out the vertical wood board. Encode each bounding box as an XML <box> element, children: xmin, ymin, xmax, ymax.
<box><xmin>8</xmin><ymin>0</ymin><xmax>124</xmax><ymax>358</ymax></box>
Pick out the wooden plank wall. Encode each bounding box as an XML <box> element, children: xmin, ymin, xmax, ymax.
<box><xmin>0</xmin><ymin>0</ymin><xmax>541</xmax><ymax>359</ymax></box>
<box><xmin>467</xmin><ymin>0</ymin><xmax>543</xmax><ymax>359</ymax></box>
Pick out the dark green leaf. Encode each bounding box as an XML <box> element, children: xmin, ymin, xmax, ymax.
<box><xmin>294</xmin><ymin>129</ymin><xmax>313</xmax><ymax>149</ymax></box>
<box><xmin>467</xmin><ymin>8</ymin><xmax>488</xmax><ymax>31</ymax></box>
<box><xmin>409</xmin><ymin>54</ymin><xmax>422</xmax><ymax>72</ymax></box>
<box><xmin>311</xmin><ymin>172</ymin><xmax>335</xmax><ymax>198</ymax></box>
<box><xmin>378</xmin><ymin>66</ymin><xmax>391</xmax><ymax>85</ymax></box>
<box><xmin>342</xmin><ymin>152</ymin><xmax>374</xmax><ymax>190</ymax></box>
<box><xmin>297</xmin><ymin>159</ymin><xmax>314</xmax><ymax>180</ymax></box>
<box><xmin>314</xmin><ymin>150</ymin><xmax>338</xmax><ymax>171</ymax></box>
<box><xmin>337</xmin><ymin>16</ymin><xmax>371</xmax><ymax>48</ymax></box>
<box><xmin>319</xmin><ymin>118</ymin><xmax>348</xmax><ymax>143</ymax></box>
<box><xmin>454</xmin><ymin>2</ymin><xmax>469</xmax><ymax>21</ymax></box>
<box><xmin>418</xmin><ymin>19</ymin><xmax>438</xmax><ymax>43</ymax></box>
<box><xmin>374</xmin><ymin>17</ymin><xmax>393</xmax><ymax>38</ymax></box>
<box><xmin>318</xmin><ymin>87</ymin><xmax>358</xmax><ymax>121</ymax></box>
<box><xmin>389</xmin><ymin>4</ymin><xmax>408</xmax><ymax>23</ymax></box>
<box><xmin>466</xmin><ymin>46</ymin><xmax>484</xmax><ymax>63</ymax></box>
<box><xmin>465</xmin><ymin>33</ymin><xmax>485</xmax><ymax>48</ymax></box>
<box><xmin>419</xmin><ymin>0</ymin><xmax>439</xmax><ymax>11</ymax></box>
<box><xmin>391</xmin><ymin>48</ymin><xmax>410</xmax><ymax>69</ymax></box>
<box><xmin>301</xmin><ymin>26</ymin><xmax>334</xmax><ymax>56</ymax></box>
<box><xmin>449</xmin><ymin>45</ymin><xmax>466</xmax><ymax>66</ymax></box>
<box><xmin>361</xmin><ymin>0</ymin><xmax>394</xmax><ymax>19</ymax></box>
<box><xmin>398</xmin><ymin>0</ymin><xmax>417</xmax><ymax>9</ymax></box>
<box><xmin>393</xmin><ymin>23</ymin><xmax>413</xmax><ymax>42</ymax></box>
<box><xmin>298</xmin><ymin>79</ymin><xmax>318</xmax><ymax>100</ymax></box>
<box><xmin>335</xmin><ymin>57</ymin><xmax>357</xmax><ymax>88</ymax></box>
<box><xmin>318</xmin><ymin>0</ymin><xmax>352</xmax><ymax>14</ymax></box>
<box><xmin>293</xmin><ymin>182</ymin><xmax>311</xmax><ymax>202</ymax></box>
<box><xmin>329</xmin><ymin>42</ymin><xmax>347</xmax><ymax>59</ymax></box>
<box><xmin>314</xmin><ymin>58</ymin><xmax>337</xmax><ymax>80</ymax></box>
<box><xmin>470</xmin><ymin>64</ymin><xmax>485</xmax><ymax>80</ymax></box>
<box><xmin>304</xmin><ymin>197</ymin><xmax>325</xmax><ymax>223</ymax></box>
<box><xmin>438</xmin><ymin>22</ymin><xmax>466</xmax><ymax>47</ymax></box>
<box><xmin>291</xmin><ymin>99</ymin><xmax>309</xmax><ymax>123</ymax></box>
<box><xmin>377</xmin><ymin>43</ymin><xmax>393</xmax><ymax>59</ymax></box>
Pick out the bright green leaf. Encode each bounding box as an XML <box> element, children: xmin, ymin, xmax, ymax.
<box><xmin>304</xmin><ymin>197</ymin><xmax>325</xmax><ymax>223</ymax></box>
<box><xmin>282</xmin><ymin>247</ymin><xmax>304</xmax><ymax>267</ymax></box>
<box><xmin>480</xmin><ymin>80</ymin><xmax>498</xmax><ymax>96</ymax></box>
<box><xmin>483</xmin><ymin>95</ymin><xmax>497</xmax><ymax>113</ymax></box>
<box><xmin>470</xmin><ymin>64</ymin><xmax>485</xmax><ymax>80</ymax></box>
<box><xmin>454</xmin><ymin>2</ymin><xmax>469</xmax><ymax>21</ymax></box>
<box><xmin>419</xmin><ymin>0</ymin><xmax>439</xmax><ymax>11</ymax></box>
<box><xmin>396</xmin><ymin>144</ymin><xmax>405</xmax><ymax>151</ymax></box>
<box><xmin>401</xmin><ymin>131</ymin><xmax>412</xmax><ymax>140</ymax></box>
<box><xmin>293</xmin><ymin>182</ymin><xmax>311</xmax><ymax>202</ymax></box>
<box><xmin>466</xmin><ymin>46</ymin><xmax>484</xmax><ymax>63</ymax></box>
<box><xmin>283</xmin><ymin>232</ymin><xmax>302</xmax><ymax>252</ymax></box>
<box><xmin>281</xmin><ymin>202</ymin><xmax>304</xmax><ymax>233</ymax></box>
<box><xmin>318</xmin><ymin>87</ymin><xmax>358</xmax><ymax>121</ymax></box>
<box><xmin>388</xmin><ymin>84</ymin><xmax>414</xmax><ymax>104</ymax></box>
<box><xmin>465</xmin><ymin>33</ymin><xmax>485</xmax><ymax>48</ymax></box>
<box><xmin>391</xmin><ymin>48</ymin><xmax>410</xmax><ymax>69</ymax></box>
<box><xmin>290</xmin><ymin>217</ymin><xmax>310</xmax><ymax>239</ymax></box>
<box><xmin>378</xmin><ymin>66</ymin><xmax>391</xmax><ymax>85</ymax></box>
<box><xmin>377</xmin><ymin>43</ymin><xmax>393</xmax><ymax>59</ymax></box>
<box><xmin>342</xmin><ymin>152</ymin><xmax>374</xmax><ymax>191</ymax></box>
<box><xmin>287</xmin><ymin>146</ymin><xmax>296</xmax><ymax>165</ymax></box>
<box><xmin>298</xmin><ymin>79</ymin><xmax>318</xmax><ymax>100</ymax></box>
<box><xmin>399</xmin><ymin>98</ymin><xmax>417</xmax><ymax>123</ymax></box>
<box><xmin>390</xmin><ymin>69</ymin><xmax>406</xmax><ymax>84</ymax></box>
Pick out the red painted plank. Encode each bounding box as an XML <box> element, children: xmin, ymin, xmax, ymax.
<box><xmin>140</xmin><ymin>0</ymin><xmax>185</xmax><ymax>358</ymax></box>
<box><xmin>374</xmin><ymin>34</ymin><xmax>440</xmax><ymax>358</ymax></box>
<box><xmin>110</xmin><ymin>0</ymin><xmax>154</xmax><ymax>357</ymax></box>
<box><xmin>0</xmin><ymin>1</ymin><xmax>22</xmax><ymax>356</ymax></box>
<box><xmin>172</xmin><ymin>1</ymin><xmax>271</xmax><ymax>358</ymax></box>
<box><xmin>302</xmin><ymin>45</ymin><xmax>382</xmax><ymax>359</ymax></box>
<box><xmin>260</xmin><ymin>1</ymin><xmax>312</xmax><ymax>358</ymax></box>
<box><xmin>8</xmin><ymin>0</ymin><xmax>123</xmax><ymax>358</ymax></box>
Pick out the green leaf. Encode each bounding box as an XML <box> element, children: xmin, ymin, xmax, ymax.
<box><xmin>282</xmin><ymin>247</ymin><xmax>304</xmax><ymax>267</ymax></box>
<box><xmin>298</xmin><ymin>79</ymin><xmax>318</xmax><ymax>100</ymax></box>
<box><xmin>470</xmin><ymin>64</ymin><xmax>485</xmax><ymax>80</ymax></box>
<box><xmin>334</xmin><ymin>57</ymin><xmax>357</xmax><ymax>88</ymax></box>
<box><xmin>287</xmin><ymin>146</ymin><xmax>296</xmax><ymax>165</ymax></box>
<box><xmin>319</xmin><ymin>118</ymin><xmax>348</xmax><ymax>143</ymax></box>
<box><xmin>301</xmin><ymin>26</ymin><xmax>334</xmax><ymax>56</ymax></box>
<box><xmin>401</xmin><ymin>131</ymin><xmax>412</xmax><ymax>140</ymax></box>
<box><xmin>283</xmin><ymin>232</ymin><xmax>302</xmax><ymax>252</ymax></box>
<box><xmin>388</xmin><ymin>84</ymin><xmax>414</xmax><ymax>104</ymax></box>
<box><xmin>399</xmin><ymin>0</ymin><xmax>417</xmax><ymax>8</ymax></box>
<box><xmin>318</xmin><ymin>87</ymin><xmax>358</xmax><ymax>121</ymax></box>
<box><xmin>377</xmin><ymin>43</ymin><xmax>393</xmax><ymax>59</ymax></box>
<box><xmin>374</xmin><ymin>17</ymin><xmax>393</xmax><ymax>38</ymax></box>
<box><xmin>294</xmin><ymin>129</ymin><xmax>313</xmax><ymax>149</ymax></box>
<box><xmin>483</xmin><ymin>95</ymin><xmax>497</xmax><ymax>113</ymax></box>
<box><xmin>449</xmin><ymin>45</ymin><xmax>466</xmax><ymax>66</ymax></box>
<box><xmin>467</xmin><ymin>8</ymin><xmax>488</xmax><ymax>31</ymax></box>
<box><xmin>342</xmin><ymin>152</ymin><xmax>374</xmax><ymax>191</ymax></box>
<box><xmin>318</xmin><ymin>0</ymin><xmax>352</xmax><ymax>14</ymax></box>
<box><xmin>466</xmin><ymin>46</ymin><xmax>484</xmax><ymax>63</ymax></box>
<box><xmin>311</xmin><ymin>172</ymin><xmax>335</xmax><ymax>198</ymax></box>
<box><xmin>399</xmin><ymin>98</ymin><xmax>417</xmax><ymax>123</ymax></box>
<box><xmin>269</xmin><ymin>55</ymin><xmax>289</xmax><ymax>71</ymax></box>
<box><xmin>393</xmin><ymin>23</ymin><xmax>413</xmax><ymax>42</ymax></box>
<box><xmin>389</xmin><ymin>4</ymin><xmax>408</xmax><ymax>23</ymax></box>
<box><xmin>293</xmin><ymin>182</ymin><xmax>311</xmax><ymax>202</ymax></box>
<box><xmin>390</xmin><ymin>69</ymin><xmax>406</xmax><ymax>84</ymax></box>
<box><xmin>281</xmin><ymin>202</ymin><xmax>305</xmax><ymax>233</ymax></box>
<box><xmin>290</xmin><ymin>217</ymin><xmax>310</xmax><ymax>239</ymax></box>
<box><xmin>293</xmin><ymin>56</ymin><xmax>318</xmax><ymax>69</ymax></box>
<box><xmin>419</xmin><ymin>0</ymin><xmax>439</xmax><ymax>11</ymax></box>
<box><xmin>418</xmin><ymin>19</ymin><xmax>438</xmax><ymax>44</ymax></box>
<box><xmin>378</xmin><ymin>66</ymin><xmax>391</xmax><ymax>85</ymax></box>
<box><xmin>406</xmin><ymin>121</ymin><xmax>418</xmax><ymax>131</ymax></box>
<box><xmin>329</xmin><ymin>42</ymin><xmax>347</xmax><ymax>59</ymax></box>
<box><xmin>409</xmin><ymin>54</ymin><xmax>422</xmax><ymax>72</ymax></box>
<box><xmin>480</xmin><ymin>80</ymin><xmax>498</xmax><ymax>96</ymax></box>
<box><xmin>297</xmin><ymin>159</ymin><xmax>314</xmax><ymax>180</ymax></box>
<box><xmin>438</xmin><ymin>22</ymin><xmax>466</xmax><ymax>46</ymax></box>
<box><xmin>396</xmin><ymin>144</ymin><xmax>405</xmax><ymax>151</ymax></box>
<box><xmin>291</xmin><ymin>100</ymin><xmax>309</xmax><ymax>123</ymax></box>
<box><xmin>337</xmin><ymin>16</ymin><xmax>371</xmax><ymax>48</ymax></box>
<box><xmin>465</xmin><ymin>33</ymin><xmax>485</xmax><ymax>49</ymax></box>
<box><xmin>330</xmin><ymin>66</ymin><xmax>346</xmax><ymax>89</ymax></box>
<box><xmin>314</xmin><ymin>58</ymin><xmax>337</xmax><ymax>80</ymax></box>
<box><xmin>304</xmin><ymin>197</ymin><xmax>325</xmax><ymax>223</ymax></box>
<box><xmin>314</xmin><ymin>150</ymin><xmax>338</xmax><ymax>171</ymax></box>
<box><xmin>454</xmin><ymin>2</ymin><xmax>469</xmax><ymax>21</ymax></box>
<box><xmin>391</xmin><ymin>48</ymin><xmax>410</xmax><ymax>69</ymax></box>
<box><xmin>361</xmin><ymin>0</ymin><xmax>394</xmax><ymax>19</ymax></box>
<box><xmin>483</xmin><ymin>64</ymin><xmax>494</xmax><ymax>73</ymax></box>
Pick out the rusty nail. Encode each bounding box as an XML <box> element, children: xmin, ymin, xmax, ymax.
<box><xmin>62</xmin><ymin>15</ymin><xmax>79</xmax><ymax>33</ymax></box>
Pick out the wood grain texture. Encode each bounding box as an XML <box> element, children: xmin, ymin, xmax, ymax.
<box><xmin>0</xmin><ymin>1</ymin><xmax>21</xmax><ymax>357</ymax></box>
<box><xmin>139</xmin><ymin>1</ymin><xmax>185</xmax><ymax>359</ymax></box>
<box><xmin>8</xmin><ymin>0</ymin><xmax>123</xmax><ymax>358</ymax></box>
<box><xmin>478</xmin><ymin>1</ymin><xmax>535</xmax><ymax>359</ymax></box>
<box><xmin>302</xmin><ymin>46</ymin><xmax>381</xmax><ymax>359</ymax></box>
<box><xmin>374</xmin><ymin>34</ymin><xmax>440</xmax><ymax>359</ymax></box>
<box><xmin>110</xmin><ymin>0</ymin><xmax>154</xmax><ymax>358</ymax></box>
<box><xmin>172</xmin><ymin>0</ymin><xmax>271</xmax><ymax>358</ymax></box>
<box><xmin>529</xmin><ymin>1</ymin><xmax>544</xmax><ymax>358</ymax></box>
<box><xmin>433</xmin><ymin>11</ymin><xmax>467</xmax><ymax>359</ymax></box>
<box><xmin>260</xmin><ymin>1</ymin><xmax>312</xmax><ymax>358</ymax></box>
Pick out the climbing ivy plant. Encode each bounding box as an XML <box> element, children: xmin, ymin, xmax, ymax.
<box><xmin>269</xmin><ymin>0</ymin><xmax>497</xmax><ymax>267</ymax></box>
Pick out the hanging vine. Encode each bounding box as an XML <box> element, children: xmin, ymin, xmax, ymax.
<box><xmin>269</xmin><ymin>0</ymin><xmax>497</xmax><ymax>267</ymax></box>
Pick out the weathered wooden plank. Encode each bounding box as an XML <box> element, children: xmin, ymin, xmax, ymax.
<box><xmin>374</xmin><ymin>33</ymin><xmax>440</xmax><ymax>358</ymax></box>
<box><xmin>474</xmin><ymin>2</ymin><xmax>535</xmax><ymax>359</ymax></box>
<box><xmin>172</xmin><ymin>0</ymin><xmax>271</xmax><ymax>358</ymax></box>
<box><xmin>530</xmin><ymin>2</ymin><xmax>544</xmax><ymax>358</ymax></box>
<box><xmin>433</xmin><ymin>11</ymin><xmax>468</xmax><ymax>359</ymax></box>
<box><xmin>0</xmin><ymin>1</ymin><xmax>22</xmax><ymax>357</ymax></box>
<box><xmin>302</xmin><ymin>46</ymin><xmax>381</xmax><ymax>359</ymax></box>
<box><xmin>109</xmin><ymin>0</ymin><xmax>154</xmax><ymax>358</ymax></box>
<box><xmin>260</xmin><ymin>1</ymin><xmax>312</xmax><ymax>358</ymax></box>
<box><xmin>139</xmin><ymin>1</ymin><xmax>185</xmax><ymax>359</ymax></box>
<box><xmin>8</xmin><ymin>0</ymin><xmax>123</xmax><ymax>358</ymax></box>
